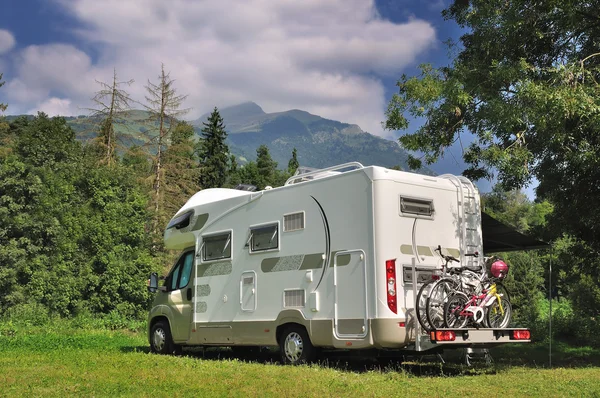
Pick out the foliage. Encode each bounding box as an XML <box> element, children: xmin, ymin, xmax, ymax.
<box><xmin>385</xmin><ymin>0</ymin><xmax>600</xmax><ymax>254</ymax></box>
<box><xmin>161</xmin><ymin>121</ymin><xmax>200</xmax><ymax>226</ymax></box>
<box><xmin>287</xmin><ymin>147</ymin><xmax>299</xmax><ymax>174</ymax></box>
<box><xmin>256</xmin><ymin>144</ymin><xmax>277</xmax><ymax>187</ymax></box>
<box><xmin>86</xmin><ymin>68</ymin><xmax>134</xmax><ymax>165</ymax></box>
<box><xmin>197</xmin><ymin>107</ymin><xmax>229</xmax><ymax>189</ymax></box>
<box><xmin>0</xmin><ymin>72</ymin><xmax>6</xmax><ymax>114</ymax></box>
<box><xmin>144</xmin><ymin>64</ymin><xmax>189</xmax><ymax>233</ymax></box>
<box><xmin>0</xmin><ymin>114</ymin><xmax>158</xmax><ymax>319</ymax></box>
<box><xmin>386</xmin><ymin>0</ymin><xmax>600</xmax><ymax>346</ymax></box>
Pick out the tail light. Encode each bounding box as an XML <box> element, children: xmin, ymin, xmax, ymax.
<box><xmin>386</xmin><ymin>259</ymin><xmax>397</xmax><ymax>314</ymax></box>
<box><xmin>430</xmin><ymin>330</ymin><xmax>456</xmax><ymax>342</ymax></box>
<box><xmin>512</xmin><ymin>330</ymin><xmax>531</xmax><ymax>340</ymax></box>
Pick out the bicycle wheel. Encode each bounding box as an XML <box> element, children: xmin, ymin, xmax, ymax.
<box><xmin>486</xmin><ymin>295</ymin><xmax>512</xmax><ymax>328</ymax></box>
<box><xmin>444</xmin><ymin>292</ymin><xmax>469</xmax><ymax>328</ymax></box>
<box><xmin>426</xmin><ymin>278</ymin><xmax>459</xmax><ymax>330</ymax></box>
<box><xmin>416</xmin><ymin>279</ymin><xmax>436</xmax><ymax>332</ymax></box>
<box><xmin>494</xmin><ymin>282</ymin><xmax>510</xmax><ymax>302</ymax></box>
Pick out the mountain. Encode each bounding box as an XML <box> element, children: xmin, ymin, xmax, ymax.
<box><xmin>7</xmin><ymin>103</ymin><xmax>431</xmax><ymax>174</ymax></box>
<box><xmin>194</xmin><ymin>102</ymin><xmax>432</xmax><ymax>173</ymax></box>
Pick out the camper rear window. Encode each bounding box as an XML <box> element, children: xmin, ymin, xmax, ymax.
<box><xmin>249</xmin><ymin>224</ymin><xmax>278</xmax><ymax>252</ymax></box>
<box><xmin>400</xmin><ymin>197</ymin><xmax>435</xmax><ymax>217</ymax></box>
<box><xmin>202</xmin><ymin>232</ymin><xmax>231</xmax><ymax>261</ymax></box>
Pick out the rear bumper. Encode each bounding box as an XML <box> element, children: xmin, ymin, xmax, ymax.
<box><xmin>419</xmin><ymin>328</ymin><xmax>531</xmax><ymax>350</ymax></box>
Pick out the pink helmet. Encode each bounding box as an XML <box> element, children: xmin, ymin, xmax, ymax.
<box><xmin>490</xmin><ymin>260</ymin><xmax>509</xmax><ymax>279</ymax></box>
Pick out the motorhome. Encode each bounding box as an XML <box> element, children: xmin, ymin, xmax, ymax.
<box><xmin>147</xmin><ymin>162</ymin><xmax>530</xmax><ymax>363</ymax></box>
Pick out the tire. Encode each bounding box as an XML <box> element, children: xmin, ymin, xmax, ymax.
<box><xmin>486</xmin><ymin>296</ymin><xmax>512</xmax><ymax>328</ymax></box>
<box><xmin>416</xmin><ymin>279</ymin><xmax>436</xmax><ymax>332</ymax></box>
<box><xmin>426</xmin><ymin>278</ymin><xmax>459</xmax><ymax>330</ymax></box>
<box><xmin>444</xmin><ymin>292</ymin><xmax>469</xmax><ymax>328</ymax></box>
<box><xmin>495</xmin><ymin>282</ymin><xmax>510</xmax><ymax>302</ymax></box>
<box><xmin>279</xmin><ymin>326</ymin><xmax>316</xmax><ymax>365</ymax></box>
<box><xmin>150</xmin><ymin>320</ymin><xmax>181</xmax><ymax>355</ymax></box>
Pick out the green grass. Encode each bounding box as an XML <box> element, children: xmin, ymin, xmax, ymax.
<box><xmin>0</xmin><ymin>327</ymin><xmax>599</xmax><ymax>397</ymax></box>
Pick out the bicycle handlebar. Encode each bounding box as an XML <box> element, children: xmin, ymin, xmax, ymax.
<box><xmin>435</xmin><ymin>245</ymin><xmax>459</xmax><ymax>264</ymax></box>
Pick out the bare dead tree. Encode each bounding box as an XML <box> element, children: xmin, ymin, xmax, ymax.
<box><xmin>86</xmin><ymin>68</ymin><xmax>134</xmax><ymax>165</ymax></box>
<box><xmin>144</xmin><ymin>64</ymin><xmax>190</xmax><ymax>233</ymax></box>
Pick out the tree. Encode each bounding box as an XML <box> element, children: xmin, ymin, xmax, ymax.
<box><xmin>162</xmin><ymin>121</ymin><xmax>200</xmax><ymax>223</ymax></box>
<box><xmin>145</xmin><ymin>64</ymin><xmax>189</xmax><ymax>232</ymax></box>
<box><xmin>197</xmin><ymin>107</ymin><xmax>229</xmax><ymax>189</ymax></box>
<box><xmin>256</xmin><ymin>144</ymin><xmax>277</xmax><ymax>188</ymax></box>
<box><xmin>0</xmin><ymin>73</ymin><xmax>7</xmax><ymax>115</ymax></box>
<box><xmin>86</xmin><ymin>68</ymin><xmax>134</xmax><ymax>165</ymax></box>
<box><xmin>287</xmin><ymin>148</ymin><xmax>299</xmax><ymax>175</ymax></box>
<box><xmin>384</xmin><ymin>0</ymin><xmax>600</xmax><ymax>252</ymax></box>
<box><xmin>0</xmin><ymin>114</ymin><xmax>156</xmax><ymax>318</ymax></box>
<box><xmin>0</xmin><ymin>73</ymin><xmax>10</xmax><ymax>154</ymax></box>
<box><xmin>226</xmin><ymin>154</ymin><xmax>242</xmax><ymax>188</ymax></box>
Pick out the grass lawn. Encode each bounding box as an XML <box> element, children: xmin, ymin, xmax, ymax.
<box><xmin>1</xmin><ymin>327</ymin><xmax>599</xmax><ymax>397</ymax></box>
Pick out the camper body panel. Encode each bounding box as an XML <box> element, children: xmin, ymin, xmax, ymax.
<box><xmin>150</xmin><ymin>165</ymin><xmax>484</xmax><ymax>351</ymax></box>
<box><xmin>164</xmin><ymin>170</ymin><xmax>378</xmax><ymax>348</ymax></box>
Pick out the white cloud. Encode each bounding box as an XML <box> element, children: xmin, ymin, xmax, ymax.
<box><xmin>7</xmin><ymin>0</ymin><xmax>437</xmax><ymax>137</ymax></box>
<box><xmin>29</xmin><ymin>97</ymin><xmax>79</xmax><ymax>117</ymax></box>
<box><xmin>0</xmin><ymin>29</ymin><xmax>16</xmax><ymax>54</ymax></box>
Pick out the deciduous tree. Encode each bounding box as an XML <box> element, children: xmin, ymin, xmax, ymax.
<box><xmin>145</xmin><ymin>64</ymin><xmax>189</xmax><ymax>232</ymax></box>
<box><xmin>86</xmin><ymin>68</ymin><xmax>134</xmax><ymax>165</ymax></box>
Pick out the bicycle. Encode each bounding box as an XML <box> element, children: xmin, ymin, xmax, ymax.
<box><xmin>443</xmin><ymin>257</ymin><xmax>512</xmax><ymax>329</ymax></box>
<box><xmin>444</xmin><ymin>277</ymin><xmax>512</xmax><ymax>328</ymax></box>
<box><xmin>415</xmin><ymin>246</ymin><xmax>480</xmax><ymax>332</ymax></box>
<box><xmin>424</xmin><ymin>250</ymin><xmax>483</xmax><ymax>330</ymax></box>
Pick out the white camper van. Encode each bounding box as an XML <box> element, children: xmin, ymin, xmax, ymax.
<box><xmin>147</xmin><ymin>162</ymin><xmax>529</xmax><ymax>363</ymax></box>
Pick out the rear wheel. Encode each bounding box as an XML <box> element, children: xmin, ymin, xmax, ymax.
<box><xmin>444</xmin><ymin>292</ymin><xmax>469</xmax><ymax>328</ymax></box>
<box><xmin>150</xmin><ymin>320</ymin><xmax>181</xmax><ymax>355</ymax></box>
<box><xmin>416</xmin><ymin>279</ymin><xmax>436</xmax><ymax>332</ymax></box>
<box><xmin>279</xmin><ymin>326</ymin><xmax>316</xmax><ymax>365</ymax></box>
<box><xmin>486</xmin><ymin>296</ymin><xmax>512</xmax><ymax>328</ymax></box>
<box><xmin>426</xmin><ymin>278</ymin><xmax>458</xmax><ymax>330</ymax></box>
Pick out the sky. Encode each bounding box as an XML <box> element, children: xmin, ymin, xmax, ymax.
<box><xmin>0</xmin><ymin>0</ymin><xmax>510</xmax><ymax>193</ymax></box>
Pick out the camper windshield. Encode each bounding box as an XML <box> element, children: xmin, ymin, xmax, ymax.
<box><xmin>166</xmin><ymin>250</ymin><xmax>194</xmax><ymax>291</ymax></box>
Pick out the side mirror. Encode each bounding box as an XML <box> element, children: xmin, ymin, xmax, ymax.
<box><xmin>147</xmin><ymin>272</ymin><xmax>158</xmax><ymax>293</ymax></box>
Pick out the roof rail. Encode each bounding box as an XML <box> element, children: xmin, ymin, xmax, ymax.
<box><xmin>285</xmin><ymin>162</ymin><xmax>364</xmax><ymax>186</ymax></box>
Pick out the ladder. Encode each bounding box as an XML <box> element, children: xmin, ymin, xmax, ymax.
<box><xmin>439</xmin><ymin>175</ymin><xmax>482</xmax><ymax>266</ymax></box>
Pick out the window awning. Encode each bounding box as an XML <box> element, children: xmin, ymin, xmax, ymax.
<box><xmin>482</xmin><ymin>212</ymin><xmax>550</xmax><ymax>253</ymax></box>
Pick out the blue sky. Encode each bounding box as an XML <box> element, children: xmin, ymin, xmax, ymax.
<box><xmin>0</xmin><ymin>0</ymin><xmax>511</xmax><ymax>194</ymax></box>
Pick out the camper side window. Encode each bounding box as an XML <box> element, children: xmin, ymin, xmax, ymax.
<box><xmin>202</xmin><ymin>232</ymin><xmax>232</xmax><ymax>262</ymax></box>
<box><xmin>249</xmin><ymin>224</ymin><xmax>278</xmax><ymax>252</ymax></box>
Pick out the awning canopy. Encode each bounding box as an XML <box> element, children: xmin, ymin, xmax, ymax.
<box><xmin>482</xmin><ymin>212</ymin><xmax>550</xmax><ymax>253</ymax></box>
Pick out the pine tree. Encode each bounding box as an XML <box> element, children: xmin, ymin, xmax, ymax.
<box><xmin>144</xmin><ymin>64</ymin><xmax>189</xmax><ymax>233</ymax></box>
<box><xmin>287</xmin><ymin>148</ymin><xmax>299</xmax><ymax>175</ymax></box>
<box><xmin>226</xmin><ymin>154</ymin><xmax>242</xmax><ymax>187</ymax></box>
<box><xmin>197</xmin><ymin>107</ymin><xmax>229</xmax><ymax>189</ymax></box>
<box><xmin>86</xmin><ymin>68</ymin><xmax>134</xmax><ymax>166</ymax></box>
<box><xmin>256</xmin><ymin>144</ymin><xmax>277</xmax><ymax>188</ymax></box>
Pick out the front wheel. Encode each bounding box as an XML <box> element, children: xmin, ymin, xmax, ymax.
<box><xmin>486</xmin><ymin>296</ymin><xmax>512</xmax><ymax>328</ymax></box>
<box><xmin>150</xmin><ymin>320</ymin><xmax>181</xmax><ymax>355</ymax></box>
<box><xmin>280</xmin><ymin>326</ymin><xmax>316</xmax><ymax>365</ymax></box>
